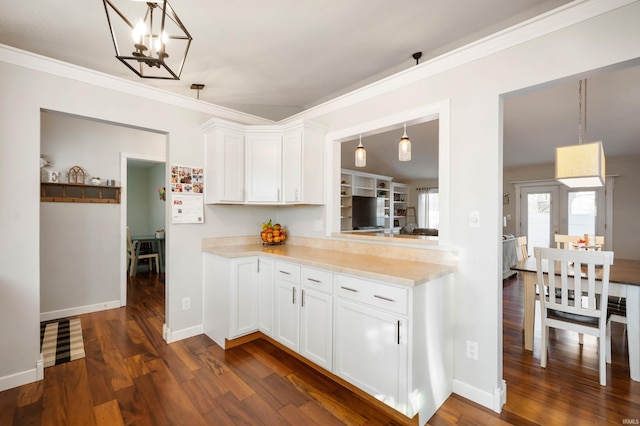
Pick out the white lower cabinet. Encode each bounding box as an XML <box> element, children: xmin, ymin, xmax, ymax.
<box><xmin>203</xmin><ymin>254</ymin><xmax>259</xmax><ymax>348</ymax></box>
<box><xmin>258</xmin><ymin>258</ymin><xmax>275</xmax><ymax>337</ymax></box>
<box><xmin>273</xmin><ymin>263</ymin><xmax>334</xmax><ymax>371</ymax></box>
<box><xmin>204</xmin><ymin>253</ymin><xmax>452</xmax><ymax>424</ymax></box>
<box><xmin>334</xmin><ymin>298</ymin><xmax>408</xmax><ymax>409</ymax></box>
<box><xmin>273</xmin><ymin>261</ymin><xmax>301</xmax><ymax>351</ymax></box>
<box><xmin>300</xmin><ymin>267</ymin><xmax>334</xmax><ymax>370</ymax></box>
<box><xmin>333</xmin><ymin>274</ymin><xmax>410</xmax><ymax>416</ymax></box>
<box><xmin>231</xmin><ymin>257</ymin><xmax>260</xmax><ymax>338</ymax></box>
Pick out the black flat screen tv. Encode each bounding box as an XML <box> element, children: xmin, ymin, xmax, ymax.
<box><xmin>352</xmin><ymin>196</ymin><xmax>378</xmax><ymax>230</ymax></box>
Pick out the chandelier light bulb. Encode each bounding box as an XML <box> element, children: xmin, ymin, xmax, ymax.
<box><xmin>133</xmin><ymin>19</ymin><xmax>146</xmax><ymax>44</ymax></box>
<box><xmin>399</xmin><ymin>123</ymin><xmax>411</xmax><ymax>161</ymax></box>
<box><xmin>355</xmin><ymin>135</ymin><xmax>366</xmax><ymax>168</ymax></box>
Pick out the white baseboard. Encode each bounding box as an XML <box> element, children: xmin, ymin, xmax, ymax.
<box><xmin>165</xmin><ymin>324</ymin><xmax>204</xmax><ymax>343</ymax></box>
<box><xmin>0</xmin><ymin>363</ymin><xmax>40</xmax><ymax>392</ymax></box>
<box><xmin>452</xmin><ymin>378</ymin><xmax>506</xmax><ymax>414</ymax></box>
<box><xmin>40</xmin><ymin>300</ymin><xmax>121</xmax><ymax>322</ymax></box>
<box><xmin>36</xmin><ymin>354</ymin><xmax>44</xmax><ymax>381</ymax></box>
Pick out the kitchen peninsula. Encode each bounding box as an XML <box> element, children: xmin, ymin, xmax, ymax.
<box><xmin>202</xmin><ymin>235</ymin><xmax>456</xmax><ymax>424</ymax></box>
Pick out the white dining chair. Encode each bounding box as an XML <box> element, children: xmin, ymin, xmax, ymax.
<box><xmin>534</xmin><ymin>246</ymin><xmax>615</xmax><ymax>386</ymax></box>
<box><xmin>554</xmin><ymin>234</ymin><xmax>626</xmax><ymax>342</ymax></box>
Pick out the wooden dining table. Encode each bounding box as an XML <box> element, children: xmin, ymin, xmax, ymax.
<box><xmin>131</xmin><ymin>234</ymin><xmax>165</xmax><ymax>276</ymax></box>
<box><xmin>511</xmin><ymin>256</ymin><xmax>640</xmax><ymax>382</ymax></box>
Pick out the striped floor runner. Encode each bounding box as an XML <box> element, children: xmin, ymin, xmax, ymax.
<box><xmin>40</xmin><ymin>318</ymin><xmax>85</xmax><ymax>367</ymax></box>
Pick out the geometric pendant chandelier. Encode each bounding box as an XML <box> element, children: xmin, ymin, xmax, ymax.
<box><xmin>102</xmin><ymin>0</ymin><xmax>192</xmax><ymax>80</ymax></box>
<box><xmin>555</xmin><ymin>79</ymin><xmax>605</xmax><ymax>188</ymax></box>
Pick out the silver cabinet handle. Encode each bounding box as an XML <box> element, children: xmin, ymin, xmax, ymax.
<box><xmin>307</xmin><ymin>278</ymin><xmax>322</xmax><ymax>283</ymax></box>
<box><xmin>397</xmin><ymin>320</ymin><xmax>401</xmax><ymax>345</ymax></box>
<box><xmin>301</xmin><ymin>289</ymin><xmax>305</xmax><ymax>307</ymax></box>
<box><xmin>292</xmin><ymin>286</ymin><xmax>296</xmax><ymax>304</ymax></box>
<box><xmin>374</xmin><ymin>294</ymin><xmax>395</xmax><ymax>303</ymax></box>
<box><xmin>279</xmin><ymin>270</ymin><xmax>291</xmax><ymax>275</ymax></box>
<box><xmin>340</xmin><ymin>286</ymin><xmax>358</xmax><ymax>293</ymax></box>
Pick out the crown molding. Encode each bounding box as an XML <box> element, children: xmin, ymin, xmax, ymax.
<box><xmin>282</xmin><ymin>0</ymin><xmax>637</xmax><ymax>124</ymax></box>
<box><xmin>1</xmin><ymin>0</ymin><xmax>635</xmax><ymax>127</ymax></box>
<box><xmin>0</xmin><ymin>44</ymin><xmax>274</xmax><ymax>126</ymax></box>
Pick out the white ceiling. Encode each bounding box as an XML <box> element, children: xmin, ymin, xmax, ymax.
<box><xmin>2</xmin><ymin>0</ymin><xmax>639</xmax><ymax>180</ymax></box>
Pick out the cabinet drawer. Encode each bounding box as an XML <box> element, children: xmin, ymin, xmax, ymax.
<box><xmin>301</xmin><ymin>267</ymin><xmax>333</xmax><ymax>294</ymax></box>
<box><xmin>274</xmin><ymin>261</ymin><xmax>300</xmax><ymax>283</ymax></box>
<box><xmin>335</xmin><ymin>274</ymin><xmax>408</xmax><ymax>315</ymax></box>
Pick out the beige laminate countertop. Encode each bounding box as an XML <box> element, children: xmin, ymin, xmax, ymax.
<box><xmin>203</xmin><ymin>243</ymin><xmax>455</xmax><ymax>287</ymax></box>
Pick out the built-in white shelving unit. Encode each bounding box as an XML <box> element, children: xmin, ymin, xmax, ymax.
<box><xmin>392</xmin><ymin>182</ymin><xmax>409</xmax><ymax>230</ymax></box>
<box><xmin>341</xmin><ymin>169</ymin><xmax>400</xmax><ymax>231</ymax></box>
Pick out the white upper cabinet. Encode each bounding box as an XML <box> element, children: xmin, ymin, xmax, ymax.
<box><xmin>245</xmin><ymin>131</ymin><xmax>282</xmax><ymax>203</ymax></box>
<box><xmin>203</xmin><ymin>120</ymin><xmax>245</xmax><ymax>203</ymax></box>
<box><xmin>283</xmin><ymin>123</ymin><xmax>325</xmax><ymax>205</ymax></box>
<box><xmin>202</xmin><ymin>119</ymin><xmax>325</xmax><ymax>205</ymax></box>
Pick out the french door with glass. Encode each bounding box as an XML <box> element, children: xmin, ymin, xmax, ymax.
<box><xmin>519</xmin><ymin>185</ymin><xmax>559</xmax><ymax>257</ymax></box>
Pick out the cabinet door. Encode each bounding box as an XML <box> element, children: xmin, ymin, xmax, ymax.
<box><xmin>204</xmin><ymin>128</ymin><xmax>244</xmax><ymax>203</ymax></box>
<box><xmin>245</xmin><ymin>133</ymin><xmax>282</xmax><ymax>202</ymax></box>
<box><xmin>300</xmin><ymin>287</ymin><xmax>333</xmax><ymax>370</ymax></box>
<box><xmin>273</xmin><ymin>279</ymin><xmax>300</xmax><ymax>351</ymax></box>
<box><xmin>334</xmin><ymin>298</ymin><xmax>408</xmax><ymax>410</ymax></box>
<box><xmin>258</xmin><ymin>258</ymin><xmax>275</xmax><ymax>337</ymax></box>
<box><xmin>230</xmin><ymin>258</ymin><xmax>259</xmax><ymax>338</ymax></box>
<box><xmin>282</xmin><ymin>129</ymin><xmax>302</xmax><ymax>203</ymax></box>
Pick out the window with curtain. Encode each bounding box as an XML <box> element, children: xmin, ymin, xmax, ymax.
<box><xmin>417</xmin><ymin>187</ymin><xmax>439</xmax><ymax>229</ymax></box>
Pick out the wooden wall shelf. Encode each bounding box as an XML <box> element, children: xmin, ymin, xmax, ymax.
<box><xmin>41</xmin><ymin>182</ymin><xmax>121</xmax><ymax>204</ymax></box>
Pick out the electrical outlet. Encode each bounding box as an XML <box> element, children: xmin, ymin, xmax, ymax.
<box><xmin>466</xmin><ymin>340</ymin><xmax>479</xmax><ymax>360</ymax></box>
<box><xmin>182</xmin><ymin>297</ymin><xmax>191</xmax><ymax>311</ymax></box>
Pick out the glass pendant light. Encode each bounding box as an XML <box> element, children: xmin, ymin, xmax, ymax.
<box><xmin>399</xmin><ymin>123</ymin><xmax>411</xmax><ymax>161</ymax></box>
<box><xmin>355</xmin><ymin>135</ymin><xmax>366</xmax><ymax>167</ymax></box>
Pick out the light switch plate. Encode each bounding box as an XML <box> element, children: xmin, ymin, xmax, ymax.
<box><xmin>469</xmin><ymin>211</ymin><xmax>480</xmax><ymax>228</ymax></box>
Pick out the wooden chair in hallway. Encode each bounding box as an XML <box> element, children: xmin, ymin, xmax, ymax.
<box><xmin>127</xmin><ymin>226</ymin><xmax>159</xmax><ymax>276</ymax></box>
<box><xmin>515</xmin><ymin>236</ymin><xmax>529</xmax><ymax>261</ymax></box>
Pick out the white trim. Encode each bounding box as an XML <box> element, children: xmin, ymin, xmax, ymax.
<box><xmin>40</xmin><ymin>300</ymin><xmax>121</xmax><ymax>322</ymax></box>
<box><xmin>325</xmin><ymin>100</ymin><xmax>451</xmax><ymax>245</ymax></box>
<box><xmin>284</xmin><ymin>0</ymin><xmax>636</xmax><ymax>124</ymax></box>
<box><xmin>494</xmin><ymin>380</ymin><xmax>507</xmax><ymax>413</ymax></box>
<box><xmin>0</xmin><ymin>44</ymin><xmax>274</xmax><ymax>126</ymax></box>
<box><xmin>120</xmin><ymin>152</ymin><xmax>166</xmax><ymax>307</ymax></box>
<box><xmin>1</xmin><ymin>1</ymin><xmax>633</xmax><ymax>126</ymax></box>
<box><xmin>36</xmin><ymin>354</ymin><xmax>44</xmax><ymax>381</ymax></box>
<box><xmin>453</xmin><ymin>378</ymin><xmax>504</xmax><ymax>413</ymax></box>
<box><xmin>164</xmin><ymin>324</ymin><xmax>204</xmax><ymax>343</ymax></box>
<box><xmin>0</xmin><ymin>367</ymin><xmax>39</xmax><ymax>392</ymax></box>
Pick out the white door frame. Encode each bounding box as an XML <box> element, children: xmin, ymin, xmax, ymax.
<box><xmin>119</xmin><ymin>152</ymin><xmax>166</xmax><ymax>306</ymax></box>
<box><xmin>515</xmin><ymin>179</ymin><xmax>613</xmax><ymax>251</ymax></box>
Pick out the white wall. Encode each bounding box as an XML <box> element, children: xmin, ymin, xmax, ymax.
<box><xmin>127</xmin><ymin>162</ymin><xmax>166</xmax><ymax>236</ymax></box>
<box><xmin>0</xmin><ymin>57</ymin><xmax>269</xmax><ymax>389</ymax></box>
<box><xmin>301</xmin><ymin>1</ymin><xmax>640</xmax><ymax>408</ymax></box>
<box><xmin>1</xmin><ymin>0</ymin><xmax>639</xmax><ymax>413</ymax></box>
<box><xmin>39</xmin><ymin>112</ymin><xmax>165</xmax><ymax>318</ymax></box>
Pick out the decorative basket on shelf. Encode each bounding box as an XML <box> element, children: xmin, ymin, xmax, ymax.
<box><xmin>260</xmin><ymin>220</ymin><xmax>286</xmax><ymax>246</ymax></box>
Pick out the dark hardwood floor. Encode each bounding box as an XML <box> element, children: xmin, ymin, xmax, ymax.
<box><xmin>1</xmin><ymin>270</ymin><xmax>638</xmax><ymax>425</ymax></box>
